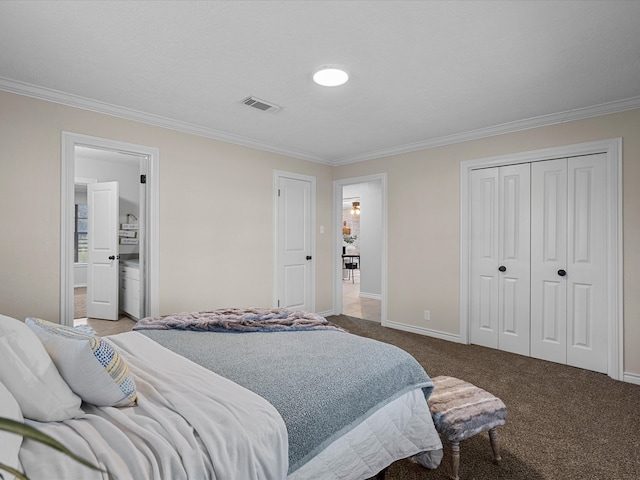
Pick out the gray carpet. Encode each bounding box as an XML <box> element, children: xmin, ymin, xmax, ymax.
<box><xmin>328</xmin><ymin>315</ymin><xmax>640</xmax><ymax>480</ymax></box>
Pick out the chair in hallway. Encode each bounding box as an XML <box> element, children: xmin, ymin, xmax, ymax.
<box><xmin>343</xmin><ymin>257</ymin><xmax>359</xmax><ymax>283</ymax></box>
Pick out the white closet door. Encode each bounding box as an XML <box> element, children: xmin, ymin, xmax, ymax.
<box><xmin>530</xmin><ymin>155</ymin><xmax>608</xmax><ymax>373</ymax></box>
<box><xmin>470</xmin><ymin>164</ymin><xmax>530</xmax><ymax>355</ymax></box>
<box><xmin>470</xmin><ymin>168</ymin><xmax>500</xmax><ymax>349</ymax></box>
<box><xmin>531</xmin><ymin>159</ymin><xmax>568</xmax><ymax>363</ymax></box>
<box><xmin>497</xmin><ymin>164</ymin><xmax>531</xmax><ymax>356</ymax></box>
<box><xmin>566</xmin><ymin>154</ymin><xmax>608</xmax><ymax>373</ymax></box>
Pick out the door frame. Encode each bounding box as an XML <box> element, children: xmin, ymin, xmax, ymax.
<box><xmin>273</xmin><ymin>170</ymin><xmax>316</xmax><ymax>312</ymax></box>
<box><xmin>61</xmin><ymin>132</ymin><xmax>160</xmax><ymax>326</ymax></box>
<box><xmin>334</xmin><ymin>173</ymin><xmax>388</xmax><ymax>324</ymax></box>
<box><xmin>460</xmin><ymin>138</ymin><xmax>623</xmax><ymax>380</ymax></box>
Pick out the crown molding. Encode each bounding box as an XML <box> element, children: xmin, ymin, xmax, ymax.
<box><xmin>0</xmin><ymin>76</ymin><xmax>331</xmax><ymax>166</ymax></box>
<box><xmin>333</xmin><ymin>96</ymin><xmax>640</xmax><ymax>166</ymax></box>
<box><xmin>2</xmin><ymin>76</ymin><xmax>638</xmax><ymax>168</ymax></box>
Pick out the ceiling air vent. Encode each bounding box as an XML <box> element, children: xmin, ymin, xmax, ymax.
<box><xmin>241</xmin><ymin>96</ymin><xmax>281</xmax><ymax>113</ymax></box>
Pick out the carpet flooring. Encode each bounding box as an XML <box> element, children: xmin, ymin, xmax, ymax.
<box><xmin>328</xmin><ymin>315</ymin><xmax>640</xmax><ymax>480</ymax></box>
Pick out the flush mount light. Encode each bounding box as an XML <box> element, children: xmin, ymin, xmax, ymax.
<box><xmin>313</xmin><ymin>67</ymin><xmax>349</xmax><ymax>87</ymax></box>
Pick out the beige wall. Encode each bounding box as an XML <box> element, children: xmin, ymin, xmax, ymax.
<box><xmin>335</xmin><ymin>108</ymin><xmax>640</xmax><ymax>376</ymax></box>
<box><xmin>0</xmin><ymin>91</ymin><xmax>334</xmax><ymax>321</ymax></box>
<box><xmin>1</xmin><ymin>90</ymin><xmax>638</xmax><ymax>376</ymax></box>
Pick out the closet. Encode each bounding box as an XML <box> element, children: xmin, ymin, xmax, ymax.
<box><xmin>469</xmin><ymin>153</ymin><xmax>608</xmax><ymax>374</ymax></box>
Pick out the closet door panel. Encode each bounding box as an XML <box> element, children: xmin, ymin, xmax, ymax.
<box><xmin>470</xmin><ymin>168</ymin><xmax>500</xmax><ymax>349</ymax></box>
<box><xmin>497</xmin><ymin>164</ymin><xmax>530</xmax><ymax>356</ymax></box>
<box><xmin>531</xmin><ymin>159</ymin><xmax>567</xmax><ymax>364</ymax></box>
<box><xmin>566</xmin><ymin>154</ymin><xmax>608</xmax><ymax>373</ymax></box>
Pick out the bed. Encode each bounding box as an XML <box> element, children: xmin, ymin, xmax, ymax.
<box><xmin>0</xmin><ymin>311</ymin><xmax>442</xmax><ymax>480</ymax></box>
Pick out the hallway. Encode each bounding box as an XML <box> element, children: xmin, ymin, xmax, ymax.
<box><xmin>342</xmin><ymin>270</ymin><xmax>381</xmax><ymax>322</ymax></box>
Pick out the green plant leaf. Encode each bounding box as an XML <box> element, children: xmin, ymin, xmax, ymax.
<box><xmin>0</xmin><ymin>418</ymin><xmax>106</xmax><ymax>475</ymax></box>
<box><xmin>0</xmin><ymin>462</ymin><xmax>28</xmax><ymax>480</ymax></box>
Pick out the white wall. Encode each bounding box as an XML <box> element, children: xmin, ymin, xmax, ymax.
<box><xmin>0</xmin><ymin>91</ymin><xmax>334</xmax><ymax>325</ymax></box>
<box><xmin>75</xmin><ymin>154</ymin><xmax>141</xmax><ymax>257</ymax></box>
<box><xmin>358</xmin><ymin>181</ymin><xmax>382</xmax><ymax>298</ymax></box>
<box><xmin>1</xmin><ymin>90</ymin><xmax>639</xmax><ymax>377</ymax></box>
<box><xmin>334</xmin><ymin>108</ymin><xmax>640</xmax><ymax>377</ymax></box>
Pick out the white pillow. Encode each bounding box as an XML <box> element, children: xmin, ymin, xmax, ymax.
<box><xmin>0</xmin><ymin>314</ymin><xmax>83</xmax><ymax>422</ymax></box>
<box><xmin>0</xmin><ymin>380</ymin><xmax>23</xmax><ymax>480</ymax></box>
<box><xmin>26</xmin><ymin>318</ymin><xmax>137</xmax><ymax>407</ymax></box>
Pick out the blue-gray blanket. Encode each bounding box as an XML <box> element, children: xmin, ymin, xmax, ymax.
<box><xmin>140</xmin><ymin>329</ymin><xmax>434</xmax><ymax>474</ymax></box>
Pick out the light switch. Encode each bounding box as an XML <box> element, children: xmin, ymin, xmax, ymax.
<box><xmin>320</xmin><ymin>225</ymin><xmax>325</xmax><ymax>234</ymax></box>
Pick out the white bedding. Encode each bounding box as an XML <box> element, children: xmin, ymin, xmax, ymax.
<box><xmin>19</xmin><ymin>333</ymin><xmax>288</xmax><ymax>480</ymax></box>
<box><xmin>19</xmin><ymin>332</ymin><xmax>442</xmax><ymax>480</ymax></box>
<box><xmin>291</xmin><ymin>388</ymin><xmax>443</xmax><ymax>479</ymax></box>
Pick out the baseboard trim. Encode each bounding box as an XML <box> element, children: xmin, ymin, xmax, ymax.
<box><xmin>384</xmin><ymin>320</ymin><xmax>463</xmax><ymax>343</ymax></box>
<box><xmin>623</xmin><ymin>372</ymin><xmax>640</xmax><ymax>385</ymax></box>
<box><xmin>317</xmin><ymin>309</ymin><xmax>334</xmax><ymax>318</ymax></box>
<box><xmin>359</xmin><ymin>292</ymin><xmax>382</xmax><ymax>301</ymax></box>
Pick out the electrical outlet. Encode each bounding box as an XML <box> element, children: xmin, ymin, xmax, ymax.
<box><xmin>424</xmin><ymin>310</ymin><xmax>430</xmax><ymax>321</ymax></box>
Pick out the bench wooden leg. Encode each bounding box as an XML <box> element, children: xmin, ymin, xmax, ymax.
<box><xmin>450</xmin><ymin>441</ymin><xmax>460</xmax><ymax>480</ymax></box>
<box><xmin>489</xmin><ymin>427</ymin><xmax>502</xmax><ymax>462</ymax></box>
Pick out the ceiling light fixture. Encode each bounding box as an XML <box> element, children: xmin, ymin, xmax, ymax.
<box><xmin>313</xmin><ymin>67</ymin><xmax>349</xmax><ymax>87</ymax></box>
<box><xmin>350</xmin><ymin>201</ymin><xmax>360</xmax><ymax>215</ymax></box>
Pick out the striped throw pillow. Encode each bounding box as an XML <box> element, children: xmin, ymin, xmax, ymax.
<box><xmin>26</xmin><ymin>317</ymin><xmax>137</xmax><ymax>407</ymax></box>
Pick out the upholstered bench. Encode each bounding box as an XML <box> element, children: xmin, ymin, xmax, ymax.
<box><xmin>428</xmin><ymin>376</ymin><xmax>507</xmax><ymax>480</ymax></box>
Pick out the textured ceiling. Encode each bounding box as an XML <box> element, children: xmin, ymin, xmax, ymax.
<box><xmin>1</xmin><ymin>1</ymin><xmax>639</xmax><ymax>165</ymax></box>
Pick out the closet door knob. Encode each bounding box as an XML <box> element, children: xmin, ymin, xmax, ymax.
<box><xmin>498</xmin><ymin>265</ymin><xmax>507</xmax><ymax>272</ymax></box>
<box><xmin>558</xmin><ymin>269</ymin><xmax>567</xmax><ymax>277</ymax></box>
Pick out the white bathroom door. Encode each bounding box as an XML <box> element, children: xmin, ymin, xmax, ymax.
<box><xmin>86</xmin><ymin>181</ymin><xmax>119</xmax><ymax>320</ymax></box>
<box><xmin>470</xmin><ymin>164</ymin><xmax>530</xmax><ymax>355</ymax></box>
<box><xmin>276</xmin><ymin>174</ymin><xmax>313</xmax><ymax>311</ymax></box>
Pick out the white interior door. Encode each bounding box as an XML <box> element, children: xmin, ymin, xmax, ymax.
<box><xmin>276</xmin><ymin>174</ymin><xmax>313</xmax><ymax>311</ymax></box>
<box><xmin>531</xmin><ymin>158</ymin><xmax>568</xmax><ymax>364</ymax></box>
<box><xmin>470</xmin><ymin>164</ymin><xmax>530</xmax><ymax>355</ymax></box>
<box><xmin>566</xmin><ymin>154</ymin><xmax>608</xmax><ymax>373</ymax></box>
<box><xmin>497</xmin><ymin>164</ymin><xmax>531</xmax><ymax>355</ymax></box>
<box><xmin>86</xmin><ymin>181</ymin><xmax>119</xmax><ymax>320</ymax></box>
<box><xmin>530</xmin><ymin>155</ymin><xmax>608</xmax><ymax>373</ymax></box>
<box><xmin>470</xmin><ymin>167</ymin><xmax>500</xmax><ymax>348</ymax></box>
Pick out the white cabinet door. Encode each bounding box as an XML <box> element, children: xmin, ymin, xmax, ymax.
<box><xmin>86</xmin><ymin>181</ymin><xmax>119</xmax><ymax>320</ymax></box>
<box><xmin>470</xmin><ymin>164</ymin><xmax>530</xmax><ymax>355</ymax></box>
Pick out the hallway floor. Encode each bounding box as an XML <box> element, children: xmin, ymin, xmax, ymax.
<box><xmin>342</xmin><ymin>270</ymin><xmax>381</xmax><ymax>323</ymax></box>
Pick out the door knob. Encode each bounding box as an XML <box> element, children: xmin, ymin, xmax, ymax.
<box><xmin>498</xmin><ymin>265</ymin><xmax>506</xmax><ymax>272</ymax></box>
<box><xmin>306</xmin><ymin>256</ymin><xmax>312</xmax><ymax>260</ymax></box>
<box><xmin>108</xmin><ymin>255</ymin><xmax>120</xmax><ymax>260</ymax></box>
<box><xmin>558</xmin><ymin>269</ymin><xmax>567</xmax><ymax>277</ymax></box>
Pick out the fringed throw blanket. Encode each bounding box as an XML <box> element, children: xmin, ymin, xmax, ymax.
<box><xmin>133</xmin><ymin>308</ymin><xmax>344</xmax><ymax>333</ymax></box>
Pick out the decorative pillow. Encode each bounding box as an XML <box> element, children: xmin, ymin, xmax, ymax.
<box><xmin>26</xmin><ymin>318</ymin><xmax>137</xmax><ymax>407</ymax></box>
<box><xmin>0</xmin><ymin>314</ymin><xmax>83</xmax><ymax>421</ymax></box>
<box><xmin>0</xmin><ymin>380</ymin><xmax>24</xmax><ymax>480</ymax></box>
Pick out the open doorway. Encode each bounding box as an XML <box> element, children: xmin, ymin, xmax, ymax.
<box><xmin>334</xmin><ymin>174</ymin><xmax>387</xmax><ymax>324</ymax></box>
<box><xmin>73</xmin><ymin>147</ymin><xmax>145</xmax><ymax>326</ymax></box>
<box><xmin>60</xmin><ymin>132</ymin><xmax>160</xmax><ymax>327</ymax></box>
